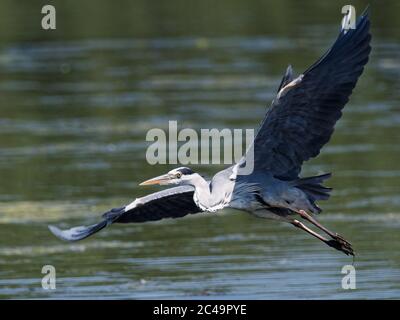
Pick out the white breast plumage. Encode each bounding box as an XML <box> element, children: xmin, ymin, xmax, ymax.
<box><xmin>193</xmin><ymin>192</ymin><xmax>230</xmax><ymax>212</ymax></box>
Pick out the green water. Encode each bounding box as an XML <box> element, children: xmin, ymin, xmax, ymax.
<box><xmin>0</xmin><ymin>0</ymin><xmax>400</xmax><ymax>299</ymax></box>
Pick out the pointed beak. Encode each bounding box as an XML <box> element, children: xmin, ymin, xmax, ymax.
<box><xmin>139</xmin><ymin>174</ymin><xmax>172</xmax><ymax>186</ymax></box>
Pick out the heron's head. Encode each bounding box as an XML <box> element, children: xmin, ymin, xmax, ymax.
<box><xmin>139</xmin><ymin>167</ymin><xmax>196</xmax><ymax>186</ymax></box>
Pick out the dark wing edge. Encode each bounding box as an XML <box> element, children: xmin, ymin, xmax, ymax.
<box><xmin>48</xmin><ymin>186</ymin><xmax>201</xmax><ymax>241</ymax></box>
<box><xmin>241</xmin><ymin>10</ymin><xmax>371</xmax><ymax>180</ymax></box>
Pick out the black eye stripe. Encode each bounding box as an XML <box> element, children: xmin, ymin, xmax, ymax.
<box><xmin>177</xmin><ymin>167</ymin><xmax>194</xmax><ymax>175</ymax></box>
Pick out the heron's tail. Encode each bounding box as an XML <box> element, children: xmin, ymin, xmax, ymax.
<box><xmin>291</xmin><ymin>173</ymin><xmax>332</xmax><ymax>212</ymax></box>
<box><xmin>48</xmin><ymin>207</ymin><xmax>125</xmax><ymax>241</ymax></box>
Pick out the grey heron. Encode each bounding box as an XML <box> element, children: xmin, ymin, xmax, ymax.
<box><xmin>49</xmin><ymin>11</ymin><xmax>371</xmax><ymax>256</ymax></box>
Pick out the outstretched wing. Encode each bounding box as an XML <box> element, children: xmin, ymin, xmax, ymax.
<box><xmin>240</xmin><ymin>11</ymin><xmax>371</xmax><ymax>180</ymax></box>
<box><xmin>110</xmin><ymin>186</ymin><xmax>199</xmax><ymax>223</ymax></box>
<box><xmin>49</xmin><ymin>186</ymin><xmax>201</xmax><ymax>241</ymax></box>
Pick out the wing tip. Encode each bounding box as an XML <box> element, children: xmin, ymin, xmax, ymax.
<box><xmin>48</xmin><ymin>224</ymin><xmax>72</xmax><ymax>241</ymax></box>
<box><xmin>361</xmin><ymin>5</ymin><xmax>370</xmax><ymax>17</ymax></box>
<box><xmin>48</xmin><ymin>220</ymin><xmax>108</xmax><ymax>242</ymax></box>
<box><xmin>358</xmin><ymin>5</ymin><xmax>371</xmax><ymax>26</ymax></box>
<box><xmin>342</xmin><ymin>5</ymin><xmax>370</xmax><ymax>34</ymax></box>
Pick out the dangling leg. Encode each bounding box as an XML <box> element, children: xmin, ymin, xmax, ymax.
<box><xmin>291</xmin><ymin>219</ymin><xmax>354</xmax><ymax>256</ymax></box>
<box><xmin>298</xmin><ymin>210</ymin><xmax>352</xmax><ymax>247</ymax></box>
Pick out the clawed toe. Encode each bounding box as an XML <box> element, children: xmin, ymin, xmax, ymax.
<box><xmin>331</xmin><ymin>233</ymin><xmax>352</xmax><ymax>246</ymax></box>
<box><xmin>326</xmin><ymin>239</ymin><xmax>354</xmax><ymax>256</ymax></box>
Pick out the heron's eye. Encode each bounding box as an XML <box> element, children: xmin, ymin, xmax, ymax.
<box><xmin>176</xmin><ymin>172</ymin><xmax>182</xmax><ymax>179</ymax></box>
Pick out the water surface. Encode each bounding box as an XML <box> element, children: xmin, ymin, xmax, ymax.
<box><xmin>0</xmin><ymin>0</ymin><xmax>399</xmax><ymax>299</ymax></box>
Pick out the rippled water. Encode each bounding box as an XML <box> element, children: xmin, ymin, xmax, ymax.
<box><xmin>0</xmin><ymin>1</ymin><xmax>400</xmax><ymax>299</ymax></box>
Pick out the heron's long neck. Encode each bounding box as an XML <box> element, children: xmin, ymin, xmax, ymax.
<box><xmin>189</xmin><ymin>174</ymin><xmax>228</xmax><ymax>212</ymax></box>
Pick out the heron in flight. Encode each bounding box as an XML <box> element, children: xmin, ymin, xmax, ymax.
<box><xmin>49</xmin><ymin>12</ymin><xmax>371</xmax><ymax>256</ymax></box>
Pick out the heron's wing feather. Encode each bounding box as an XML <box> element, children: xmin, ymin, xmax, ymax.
<box><xmin>277</xmin><ymin>65</ymin><xmax>294</xmax><ymax>93</ymax></box>
<box><xmin>241</xmin><ymin>12</ymin><xmax>371</xmax><ymax>180</ymax></box>
<box><xmin>110</xmin><ymin>186</ymin><xmax>200</xmax><ymax>223</ymax></box>
<box><xmin>49</xmin><ymin>186</ymin><xmax>200</xmax><ymax>241</ymax></box>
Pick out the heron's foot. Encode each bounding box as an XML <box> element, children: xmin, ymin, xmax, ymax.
<box><xmin>298</xmin><ymin>210</ymin><xmax>353</xmax><ymax>248</ymax></box>
<box><xmin>326</xmin><ymin>239</ymin><xmax>354</xmax><ymax>256</ymax></box>
<box><xmin>331</xmin><ymin>233</ymin><xmax>352</xmax><ymax>247</ymax></box>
